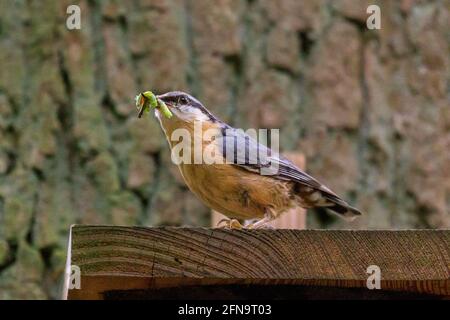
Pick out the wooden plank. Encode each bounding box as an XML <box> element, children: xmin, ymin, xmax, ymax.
<box><xmin>211</xmin><ymin>152</ymin><xmax>307</xmax><ymax>229</ymax></box>
<box><xmin>64</xmin><ymin>226</ymin><xmax>450</xmax><ymax>299</ymax></box>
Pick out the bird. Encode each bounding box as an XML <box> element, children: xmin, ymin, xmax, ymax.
<box><xmin>149</xmin><ymin>91</ymin><xmax>362</xmax><ymax>229</ymax></box>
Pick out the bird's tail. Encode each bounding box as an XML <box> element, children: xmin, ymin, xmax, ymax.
<box><xmin>327</xmin><ymin>203</ymin><xmax>362</xmax><ymax>221</ymax></box>
<box><xmin>314</xmin><ymin>190</ymin><xmax>363</xmax><ymax>221</ymax></box>
<box><xmin>293</xmin><ymin>183</ymin><xmax>363</xmax><ymax>221</ymax></box>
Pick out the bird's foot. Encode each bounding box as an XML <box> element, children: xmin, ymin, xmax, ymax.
<box><xmin>216</xmin><ymin>218</ymin><xmax>243</xmax><ymax>230</ymax></box>
<box><xmin>244</xmin><ymin>221</ymin><xmax>274</xmax><ymax>229</ymax></box>
<box><xmin>244</xmin><ymin>209</ymin><xmax>277</xmax><ymax>229</ymax></box>
<box><xmin>243</xmin><ymin>219</ymin><xmax>273</xmax><ymax>229</ymax></box>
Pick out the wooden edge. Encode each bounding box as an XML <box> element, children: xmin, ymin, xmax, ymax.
<box><xmin>62</xmin><ymin>224</ymin><xmax>74</xmax><ymax>300</ymax></box>
<box><xmin>66</xmin><ymin>226</ymin><xmax>450</xmax><ymax>299</ymax></box>
<box><xmin>68</xmin><ymin>276</ymin><xmax>449</xmax><ymax>300</ymax></box>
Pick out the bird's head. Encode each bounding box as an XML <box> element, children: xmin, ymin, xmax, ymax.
<box><xmin>156</xmin><ymin>91</ymin><xmax>217</xmax><ymax>123</ymax></box>
<box><xmin>154</xmin><ymin>91</ymin><xmax>221</xmax><ymax>140</ymax></box>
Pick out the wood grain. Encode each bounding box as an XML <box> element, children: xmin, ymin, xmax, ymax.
<box><xmin>65</xmin><ymin>226</ymin><xmax>450</xmax><ymax>299</ymax></box>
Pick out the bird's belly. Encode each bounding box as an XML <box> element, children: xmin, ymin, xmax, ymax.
<box><xmin>178</xmin><ymin>163</ymin><xmax>293</xmax><ymax>220</ymax></box>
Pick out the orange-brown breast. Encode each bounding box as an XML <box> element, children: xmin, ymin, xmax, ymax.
<box><xmin>179</xmin><ymin>161</ymin><xmax>295</xmax><ymax>220</ymax></box>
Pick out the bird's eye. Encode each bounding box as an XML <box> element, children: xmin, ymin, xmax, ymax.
<box><xmin>179</xmin><ymin>96</ymin><xmax>189</xmax><ymax>104</ymax></box>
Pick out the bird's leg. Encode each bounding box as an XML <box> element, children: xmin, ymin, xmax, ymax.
<box><xmin>245</xmin><ymin>208</ymin><xmax>277</xmax><ymax>229</ymax></box>
<box><xmin>216</xmin><ymin>218</ymin><xmax>243</xmax><ymax>230</ymax></box>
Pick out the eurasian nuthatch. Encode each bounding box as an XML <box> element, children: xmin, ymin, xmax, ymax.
<box><xmin>149</xmin><ymin>91</ymin><xmax>362</xmax><ymax>229</ymax></box>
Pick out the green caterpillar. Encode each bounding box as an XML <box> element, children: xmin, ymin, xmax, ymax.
<box><xmin>135</xmin><ymin>91</ymin><xmax>173</xmax><ymax>119</ymax></box>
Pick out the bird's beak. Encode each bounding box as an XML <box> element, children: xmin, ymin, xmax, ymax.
<box><xmin>156</xmin><ymin>94</ymin><xmax>168</xmax><ymax>110</ymax></box>
<box><xmin>157</xmin><ymin>95</ymin><xmax>177</xmax><ymax>109</ymax></box>
<box><xmin>155</xmin><ymin>94</ymin><xmax>171</xmax><ymax>106</ymax></box>
<box><xmin>154</xmin><ymin>94</ymin><xmax>174</xmax><ymax>119</ymax></box>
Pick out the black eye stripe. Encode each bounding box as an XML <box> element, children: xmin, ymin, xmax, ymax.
<box><xmin>164</xmin><ymin>95</ymin><xmax>188</xmax><ymax>105</ymax></box>
<box><xmin>158</xmin><ymin>92</ymin><xmax>218</xmax><ymax>121</ymax></box>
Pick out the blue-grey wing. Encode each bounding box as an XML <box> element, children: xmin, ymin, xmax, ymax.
<box><xmin>215</xmin><ymin>126</ymin><xmax>362</xmax><ymax>218</ymax></box>
<box><xmin>217</xmin><ymin>127</ymin><xmax>334</xmax><ymax>194</ymax></box>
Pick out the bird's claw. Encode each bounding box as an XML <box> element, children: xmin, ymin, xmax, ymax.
<box><xmin>216</xmin><ymin>218</ymin><xmax>275</xmax><ymax>230</ymax></box>
<box><xmin>216</xmin><ymin>218</ymin><xmax>243</xmax><ymax>229</ymax></box>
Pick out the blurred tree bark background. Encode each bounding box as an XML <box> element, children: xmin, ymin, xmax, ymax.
<box><xmin>0</xmin><ymin>0</ymin><xmax>449</xmax><ymax>299</ymax></box>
